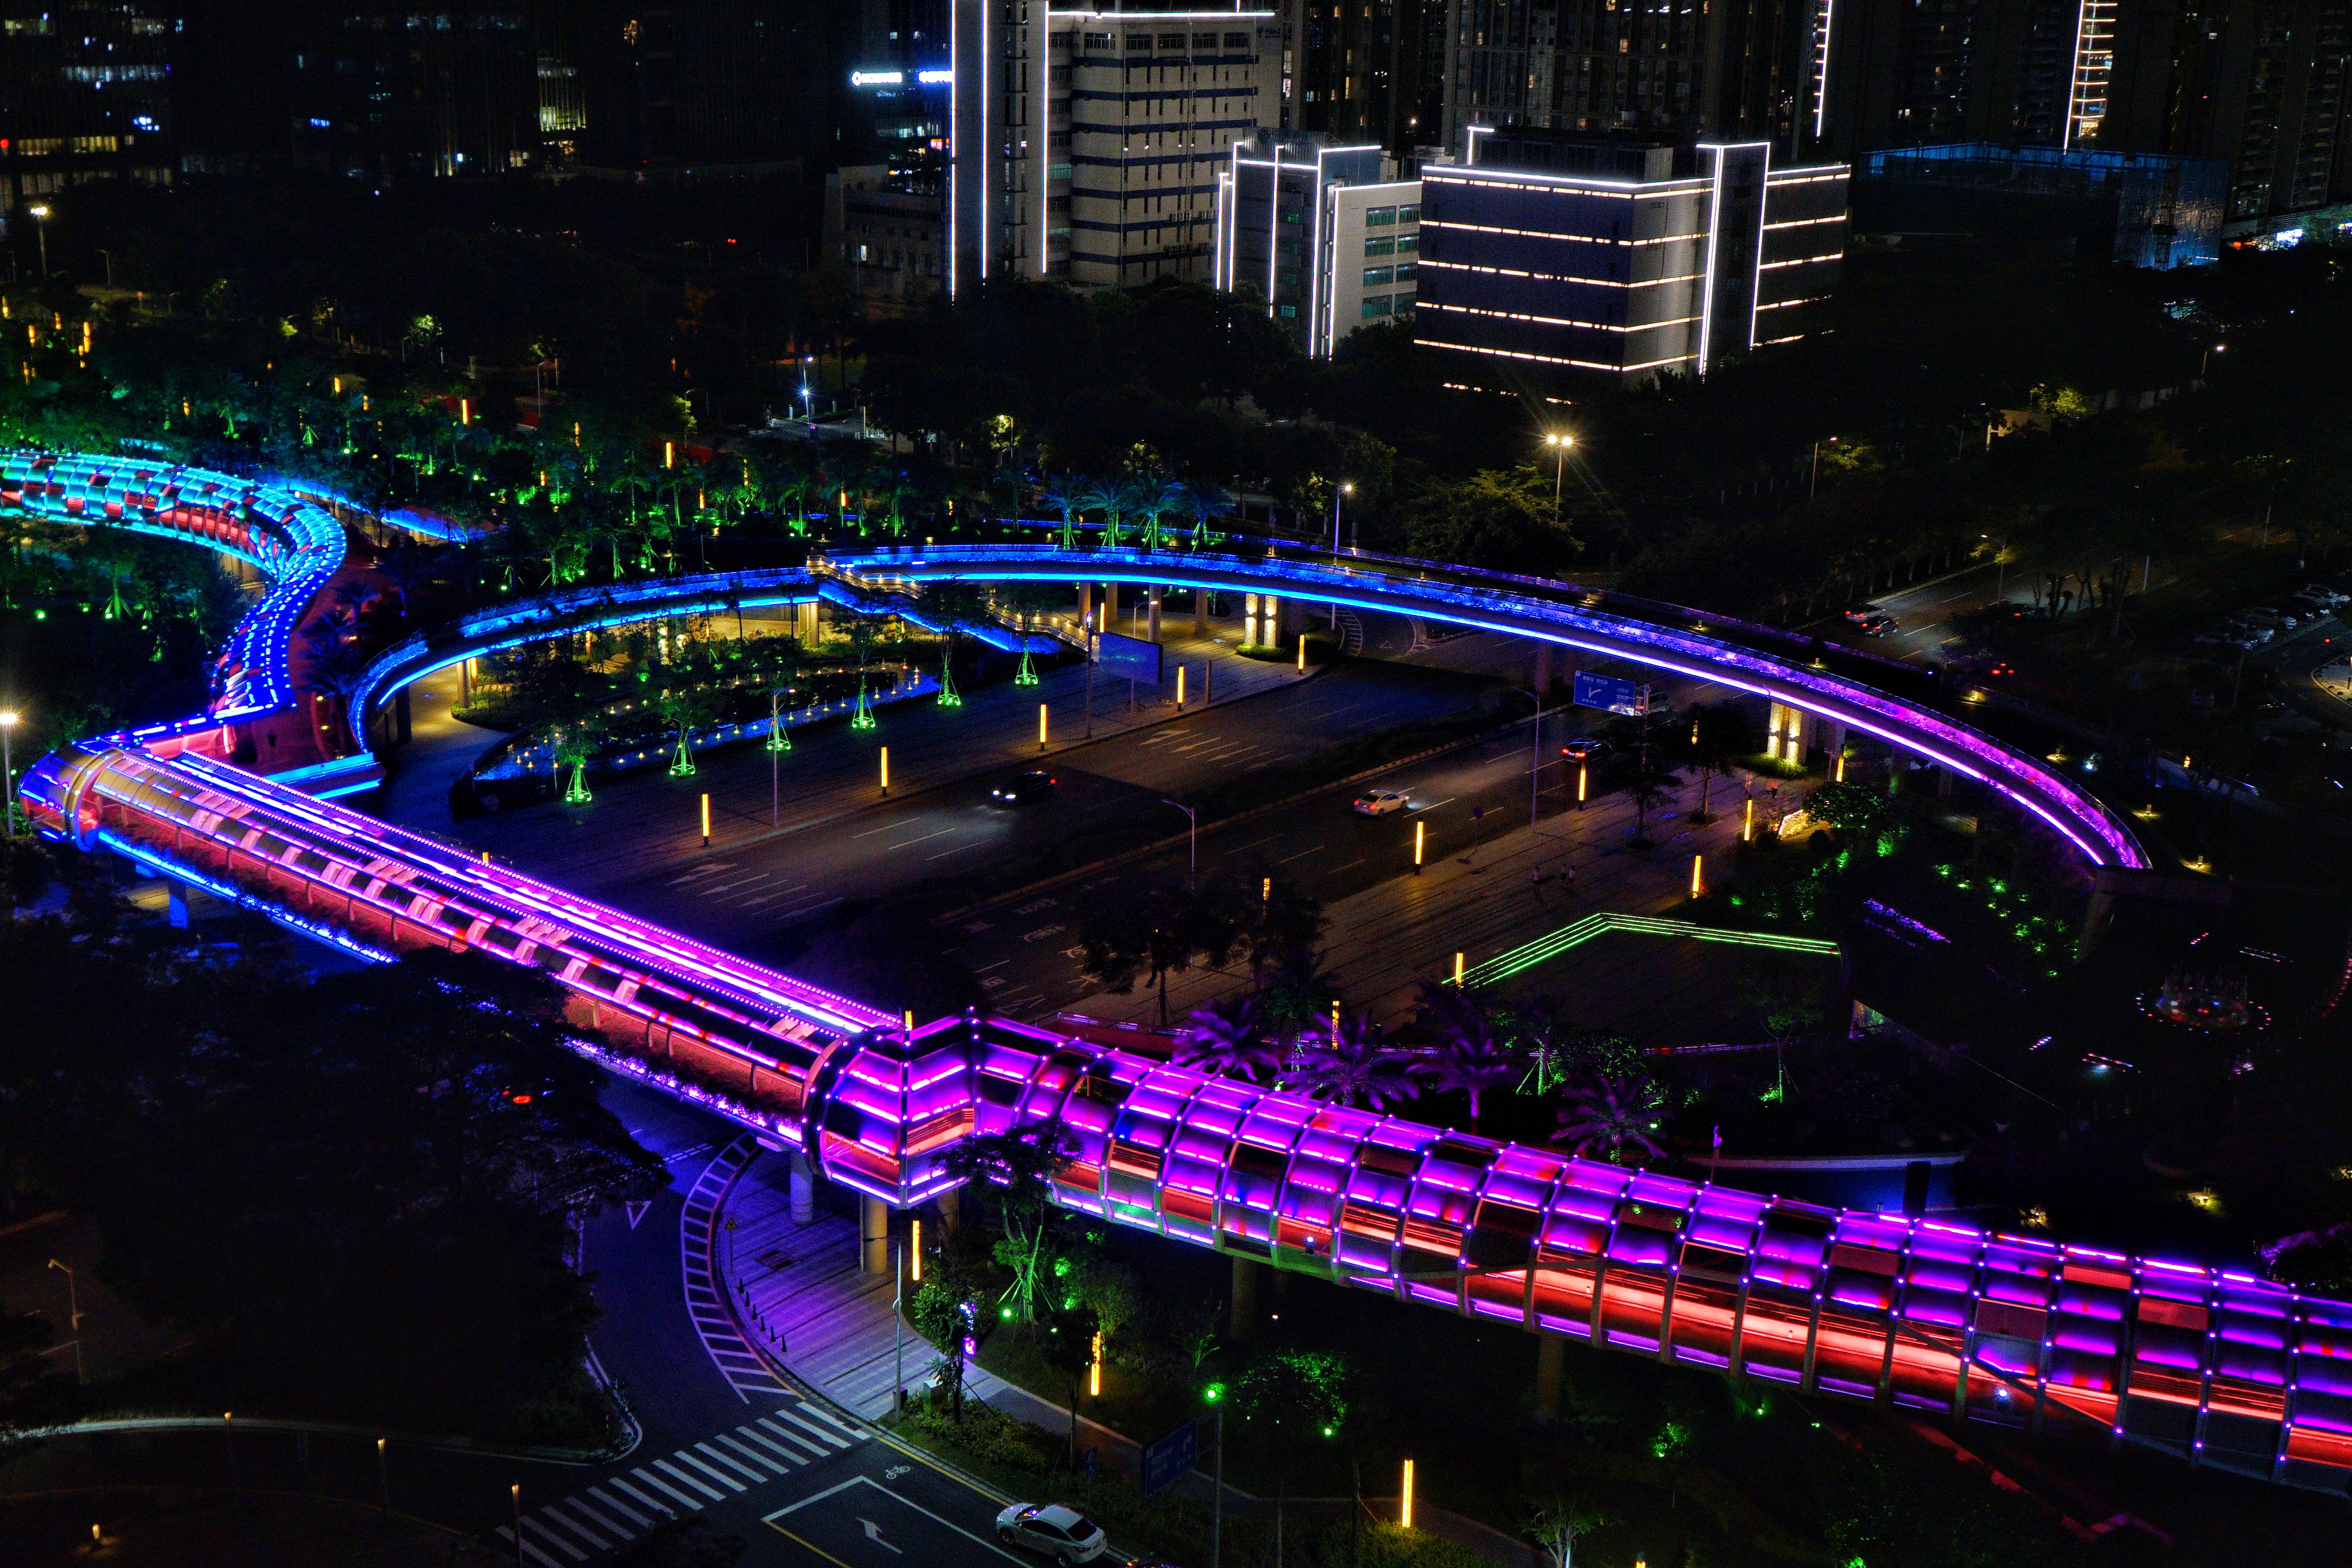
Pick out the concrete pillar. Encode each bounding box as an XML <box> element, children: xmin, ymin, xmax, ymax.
<box><xmin>1230</xmin><ymin>1254</ymin><xmax>1260</xmax><ymax>1341</ymax></box>
<box><xmin>1147</xmin><ymin>587</ymin><xmax>1162</xmax><ymax>644</ymax></box>
<box><xmin>1535</xmin><ymin>645</ymin><xmax>1552</xmax><ymax>702</ymax></box>
<box><xmin>168</xmin><ymin>884</ymin><xmax>189</xmax><ymax>930</ymax></box>
<box><xmin>1103</xmin><ymin>582</ymin><xmax>1120</xmax><ymax>626</ymax></box>
<box><xmin>1192</xmin><ymin>588</ymin><xmax>1206</xmax><ymax>636</ymax></box>
<box><xmin>795</xmin><ymin>599</ymin><xmax>821</xmax><ymax>646</ymax></box>
<box><xmin>1823</xmin><ymin>719</ymin><xmax>1848</xmax><ymax>769</ymax></box>
<box><xmin>936</xmin><ymin>1184</ymin><xmax>961</xmax><ymax>1236</ymax></box>
<box><xmin>1078</xmin><ymin>583</ymin><xmax>1093</xmax><ymax>627</ymax></box>
<box><xmin>862</xmin><ymin>1194</ymin><xmax>891</xmax><ymax>1276</ymax></box>
<box><xmin>790</xmin><ymin>1150</ymin><xmax>816</xmax><ymax>1224</ymax></box>
<box><xmin>1535</xmin><ymin>1334</ymin><xmax>1566</xmax><ymax>1423</ymax></box>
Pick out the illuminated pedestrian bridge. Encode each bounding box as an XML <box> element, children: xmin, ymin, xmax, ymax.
<box><xmin>22</xmin><ymin>452</ymin><xmax>2349</xmax><ymax>1496</ymax></box>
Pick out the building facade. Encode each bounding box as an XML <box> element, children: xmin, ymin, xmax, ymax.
<box><xmin>1412</xmin><ymin>130</ymin><xmax>1845</xmax><ymax>381</ymax></box>
<box><xmin>951</xmin><ymin>1</ymin><xmax>1284</xmax><ymax>292</ymax></box>
<box><xmin>1439</xmin><ymin>0</ymin><xmax>1819</xmax><ymax>157</ymax></box>
<box><xmin>1209</xmin><ymin>130</ymin><xmax>1388</xmax><ymax>343</ymax></box>
<box><xmin>1319</xmin><ymin>177</ymin><xmax>1422</xmax><ymax>349</ymax></box>
<box><xmin>825</xmin><ymin>162</ymin><xmax>950</xmax><ymax>311</ymax></box>
<box><xmin>0</xmin><ymin>0</ymin><xmax>176</xmax><ymax>215</ymax></box>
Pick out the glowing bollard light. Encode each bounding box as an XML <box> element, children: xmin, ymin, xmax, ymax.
<box><xmin>1263</xmin><ymin>877</ymin><xmax>1272</xmax><ymax>905</ymax></box>
<box><xmin>1578</xmin><ymin>764</ymin><xmax>1588</xmax><ymax>808</ymax></box>
<box><xmin>1039</xmin><ymin>703</ymin><xmax>1049</xmax><ymax>751</ymax></box>
<box><xmin>1400</xmin><ymin>1457</ymin><xmax>1416</xmax><ymax>1530</ymax></box>
<box><xmin>880</xmin><ymin>746</ymin><xmax>890</xmax><ymax>795</ymax></box>
<box><xmin>1691</xmin><ymin>852</ymin><xmax>1703</xmax><ymax>897</ymax></box>
<box><xmin>1835</xmin><ymin>752</ymin><xmax>1848</xmax><ymax>783</ymax></box>
<box><xmin>911</xmin><ymin>1220</ymin><xmax>922</xmax><ymax>1282</ymax></box>
<box><xmin>1297</xmin><ymin>634</ymin><xmax>1307</xmax><ymax>672</ymax></box>
<box><xmin>1177</xmin><ymin>665</ymin><xmax>1187</xmax><ymax>708</ymax></box>
<box><xmin>1090</xmin><ymin>1331</ymin><xmax>1104</xmax><ymax>1396</ymax></box>
<box><xmin>1453</xmin><ymin>952</ymin><xmax>1465</xmax><ymax>987</ymax></box>
<box><xmin>1414</xmin><ymin>818</ymin><xmax>1425</xmax><ymax>872</ymax></box>
<box><xmin>1744</xmin><ymin>797</ymin><xmax>1755</xmax><ymax>841</ymax></box>
<box><xmin>700</xmin><ymin>793</ymin><xmax>710</xmax><ymax>846</ymax></box>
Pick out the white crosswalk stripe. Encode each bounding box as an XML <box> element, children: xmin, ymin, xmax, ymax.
<box><xmin>615</xmin><ymin>1471</ymin><xmax>693</xmax><ymax>1514</ymax></box>
<box><xmin>495</xmin><ymin>1527</ymin><xmax>563</xmax><ymax>1568</ymax></box>
<box><xmin>690</xmin><ymin>1440</ymin><xmax>767</xmax><ymax>1484</ymax></box>
<box><xmin>638</xmin><ymin>1462</ymin><xmax>713</xmax><ymax>1506</ymax></box>
<box><xmin>501</xmin><ymin>1404</ymin><xmax>869</xmax><ymax>1560</ymax></box>
<box><xmin>664</xmin><ymin>1450</ymin><xmax>745</xmax><ymax>1493</ymax></box>
<box><xmin>587</xmin><ymin>1485</ymin><xmax>656</xmax><ymax>1528</ymax></box>
<box><xmin>752</xmin><ymin>1415</ymin><xmax>830</xmax><ymax>1461</ymax></box>
<box><xmin>538</xmin><ymin>1503</ymin><xmax>612</xmax><ymax>1551</ymax></box>
<box><xmin>521</xmin><ymin>1517</ymin><xmax>590</xmax><ymax>1561</ymax></box>
<box><xmin>731</xmin><ymin>1423</ymin><xmax>809</xmax><ymax>1465</ymax></box>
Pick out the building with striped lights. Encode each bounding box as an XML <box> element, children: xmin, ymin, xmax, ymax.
<box><xmin>1412</xmin><ymin>128</ymin><xmax>1846</xmax><ymax>382</ymax></box>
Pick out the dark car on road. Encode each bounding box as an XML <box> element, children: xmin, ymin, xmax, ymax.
<box><xmin>1561</xmin><ymin>736</ymin><xmax>1613</xmax><ymax>762</ymax></box>
<box><xmin>991</xmin><ymin>771</ymin><xmax>1056</xmax><ymax>805</ymax></box>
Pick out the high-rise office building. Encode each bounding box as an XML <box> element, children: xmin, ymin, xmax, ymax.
<box><xmin>286</xmin><ymin>4</ymin><xmax>542</xmax><ymax>180</ymax></box>
<box><xmin>1208</xmin><ymin>130</ymin><xmax>1399</xmax><ymax>347</ymax></box>
<box><xmin>1285</xmin><ymin>0</ymin><xmax>1440</xmax><ymax>152</ymax></box>
<box><xmin>0</xmin><ymin>0</ymin><xmax>176</xmax><ymax>215</ymax></box>
<box><xmin>950</xmin><ymin>3</ymin><xmax>1285</xmax><ymax>291</ymax></box>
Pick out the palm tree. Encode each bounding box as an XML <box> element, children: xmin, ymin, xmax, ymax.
<box><xmin>375</xmin><ymin>540</ymin><xmax>443</xmax><ymax>618</ymax></box>
<box><xmin>1038</xmin><ymin>472</ymin><xmax>1088</xmax><ymax>549</ymax></box>
<box><xmin>299</xmin><ymin>642</ymin><xmax>374</xmax><ymax>758</ymax></box>
<box><xmin>1552</xmin><ymin>1074</ymin><xmax>1666</xmax><ymax>1164</ymax></box>
<box><xmin>1084</xmin><ymin>475</ymin><xmax>1141</xmax><ymax>549</ymax></box>
<box><xmin>553</xmin><ymin>727</ymin><xmax>595</xmax><ymax>803</ymax></box>
<box><xmin>1181</xmin><ymin>479</ymin><xmax>1233</xmax><ymax>549</ymax></box>
<box><xmin>1425</xmin><ymin>992</ymin><xmax>1518</xmax><ymax>1131</ymax></box>
<box><xmin>1175</xmin><ymin>996</ymin><xmax>1279</xmax><ymax>1082</ymax></box>
<box><xmin>1288</xmin><ymin>1015</ymin><xmax>1427</xmax><ymax>1110</ymax></box>
<box><xmin>1132</xmin><ymin>470</ymin><xmax>1186</xmax><ymax>550</ymax></box>
<box><xmin>656</xmin><ymin>684</ymin><xmax>716</xmax><ymax>776</ymax></box>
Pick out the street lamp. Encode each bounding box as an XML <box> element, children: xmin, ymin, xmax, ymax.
<box><xmin>1203</xmin><ymin>1383</ymin><xmax>1227</xmax><ymax>1568</ymax></box>
<box><xmin>0</xmin><ymin>710</ymin><xmax>17</xmax><ymax>837</ymax></box>
<box><xmin>1329</xmin><ymin>482</ymin><xmax>1353</xmax><ymax>555</ymax></box>
<box><xmin>26</xmin><ymin>205</ymin><xmax>49</xmax><ymax>278</ymax></box>
<box><xmin>1542</xmin><ymin>433</ymin><xmax>1573</xmax><ymax>511</ymax></box>
<box><xmin>47</xmin><ymin>1259</ymin><xmax>82</xmax><ymax>1384</ymax></box>
<box><xmin>1161</xmin><ymin>799</ymin><xmax>1198</xmax><ymax>886</ymax></box>
<box><xmin>1981</xmin><ymin>533</ymin><xmax>2009</xmax><ymax>604</ymax></box>
<box><xmin>1509</xmin><ymin>685</ymin><xmax>1545</xmax><ymax>831</ymax></box>
<box><xmin>2203</xmin><ymin>341</ymin><xmax>2225</xmax><ymax>376</ymax></box>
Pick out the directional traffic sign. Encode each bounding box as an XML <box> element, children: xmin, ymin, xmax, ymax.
<box><xmin>1573</xmin><ymin>669</ymin><xmax>1649</xmax><ymax>716</ymax></box>
<box><xmin>1141</xmin><ymin>1417</ymin><xmax>1199</xmax><ymax>1497</ymax></box>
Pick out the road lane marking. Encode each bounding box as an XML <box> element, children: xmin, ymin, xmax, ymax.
<box><xmin>731</xmin><ymin>1423</ymin><xmax>811</xmax><ymax>1465</ymax></box>
<box><xmin>1275</xmin><ymin>844</ymin><xmax>1325</xmax><ymax>863</ymax></box>
<box><xmin>651</xmin><ymin>1457</ymin><xmax>728</xmax><ymax>1499</ymax></box>
<box><xmin>694</xmin><ymin>1440</ymin><xmax>770</xmax><ymax>1483</ymax></box>
<box><xmin>495</xmin><ymin>1526</ymin><xmax>563</xmax><ymax>1568</ymax></box>
<box><xmin>886</xmin><ymin>826</ymin><xmax>958</xmax><ymax>850</ymax></box>
<box><xmin>519</xmin><ymin>1518</ymin><xmax>589</xmax><ymax>1560</ymax></box>
<box><xmin>616</xmin><ymin>1472</ymin><xmax>694</xmax><ymax>1514</ymax></box>
<box><xmin>711</xmin><ymin>1431</ymin><xmax>790</xmax><ymax>1474</ymax></box>
<box><xmin>777</xmin><ymin>1404</ymin><xmax>858</xmax><ymax>1448</ymax></box>
<box><xmin>753</xmin><ymin>1416</ymin><xmax>831</xmax><ymax>1461</ymax></box>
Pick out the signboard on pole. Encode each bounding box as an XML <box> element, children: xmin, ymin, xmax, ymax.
<box><xmin>1141</xmin><ymin>1418</ymin><xmax>1199</xmax><ymax>1497</ymax></box>
<box><xmin>1094</xmin><ymin>630</ymin><xmax>1163</xmax><ymax>684</ymax></box>
<box><xmin>1572</xmin><ymin>670</ymin><xmax>1649</xmax><ymax>716</ymax></box>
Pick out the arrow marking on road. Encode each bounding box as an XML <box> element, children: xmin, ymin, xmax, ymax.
<box><xmin>858</xmin><ymin>1518</ymin><xmax>902</xmax><ymax>1554</ymax></box>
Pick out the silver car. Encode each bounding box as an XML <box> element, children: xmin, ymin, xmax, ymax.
<box><xmin>996</xmin><ymin>1502</ymin><xmax>1108</xmax><ymax>1563</ymax></box>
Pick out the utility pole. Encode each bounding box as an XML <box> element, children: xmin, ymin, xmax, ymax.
<box><xmin>46</xmin><ymin>1260</ymin><xmax>81</xmax><ymax>1383</ymax></box>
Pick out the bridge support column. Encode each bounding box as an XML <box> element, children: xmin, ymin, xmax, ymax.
<box><xmin>796</xmin><ymin>599</ymin><xmax>820</xmax><ymax>647</ymax></box>
<box><xmin>1535</xmin><ymin>1333</ymin><xmax>1566</xmax><ymax>1423</ymax></box>
<box><xmin>1147</xmin><ymin>587</ymin><xmax>1162</xmax><ymax>645</ymax></box>
<box><xmin>1078</xmin><ymin>584</ymin><xmax>1092</xmax><ymax>628</ymax></box>
<box><xmin>1230</xmin><ymin>1255</ymin><xmax>1260</xmax><ymax>1341</ymax></box>
<box><xmin>167</xmin><ymin>883</ymin><xmax>189</xmax><ymax>930</ymax></box>
<box><xmin>1535</xmin><ymin>644</ymin><xmax>1552</xmax><ymax>701</ymax></box>
<box><xmin>862</xmin><ymin>1194</ymin><xmax>890</xmax><ymax>1276</ymax></box>
<box><xmin>1103</xmin><ymin>583</ymin><xmax>1120</xmax><ymax>628</ymax></box>
<box><xmin>1192</xmin><ymin>588</ymin><xmax>1206</xmax><ymax>637</ymax></box>
<box><xmin>935</xmin><ymin>1184</ymin><xmax>961</xmax><ymax>1235</ymax></box>
<box><xmin>790</xmin><ymin>1150</ymin><xmax>815</xmax><ymax>1224</ymax></box>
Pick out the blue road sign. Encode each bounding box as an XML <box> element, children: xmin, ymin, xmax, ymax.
<box><xmin>1094</xmin><ymin>630</ymin><xmax>1163</xmax><ymax>684</ymax></box>
<box><xmin>1573</xmin><ymin>669</ymin><xmax>1649</xmax><ymax>716</ymax></box>
<box><xmin>1141</xmin><ymin>1418</ymin><xmax>1199</xmax><ymax>1497</ymax></box>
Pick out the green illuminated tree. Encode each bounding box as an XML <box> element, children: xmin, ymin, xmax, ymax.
<box><xmin>937</xmin><ymin>1120</ymin><xmax>1076</xmax><ymax>1324</ymax></box>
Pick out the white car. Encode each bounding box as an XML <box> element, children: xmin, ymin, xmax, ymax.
<box><xmin>996</xmin><ymin>1503</ymin><xmax>1107</xmax><ymax>1562</ymax></box>
<box><xmin>1352</xmin><ymin>788</ymin><xmax>1410</xmax><ymax>816</ymax></box>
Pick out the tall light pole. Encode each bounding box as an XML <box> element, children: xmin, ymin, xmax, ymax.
<box><xmin>1511</xmin><ymin>687</ymin><xmax>1543</xmax><ymax>830</ymax></box>
<box><xmin>1543</xmin><ymin>433</ymin><xmax>1573</xmax><ymax>513</ymax></box>
<box><xmin>47</xmin><ymin>1259</ymin><xmax>82</xmax><ymax>1384</ymax></box>
<box><xmin>26</xmin><ymin>205</ymin><xmax>49</xmax><ymax>278</ymax></box>
<box><xmin>1162</xmin><ymin>799</ymin><xmax>1198</xmax><ymax>887</ymax></box>
<box><xmin>0</xmin><ymin>710</ymin><xmax>17</xmax><ymax>837</ymax></box>
<box><xmin>1982</xmin><ymin>533</ymin><xmax>2008</xmax><ymax>604</ymax></box>
<box><xmin>1205</xmin><ymin>1384</ymin><xmax>1227</xmax><ymax>1568</ymax></box>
